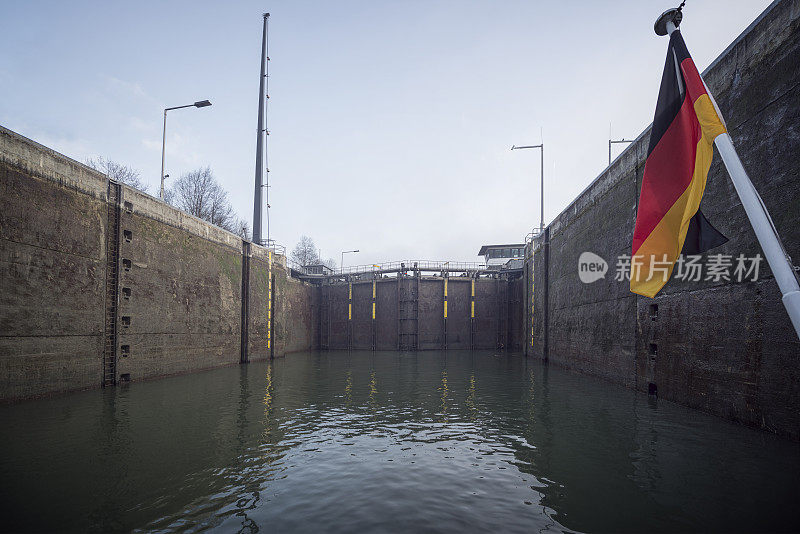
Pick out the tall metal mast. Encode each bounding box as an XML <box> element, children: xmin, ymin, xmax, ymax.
<box><xmin>253</xmin><ymin>13</ymin><xmax>270</xmax><ymax>244</ymax></box>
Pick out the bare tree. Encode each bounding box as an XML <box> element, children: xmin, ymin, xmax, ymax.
<box><xmin>86</xmin><ymin>156</ymin><xmax>148</xmax><ymax>192</ymax></box>
<box><xmin>291</xmin><ymin>236</ymin><xmax>320</xmax><ymax>268</ymax></box>
<box><xmin>322</xmin><ymin>257</ymin><xmax>337</xmax><ymax>271</ymax></box>
<box><xmin>166</xmin><ymin>167</ymin><xmax>241</xmax><ymax>235</ymax></box>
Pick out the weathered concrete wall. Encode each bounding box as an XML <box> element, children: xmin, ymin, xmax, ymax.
<box><xmin>0</xmin><ymin>126</ymin><xmax>316</xmax><ymax>401</ymax></box>
<box><xmin>248</xmin><ymin>247</ymin><xmax>273</xmax><ymax>361</ymax></box>
<box><xmin>0</xmin><ymin>141</ymin><xmax>107</xmax><ymax>399</ymax></box>
<box><xmin>116</xmin><ymin>186</ymin><xmax>243</xmax><ymax>380</ymax></box>
<box><xmin>527</xmin><ymin>0</ymin><xmax>800</xmax><ymax>438</ymax></box>
<box><xmin>273</xmin><ymin>260</ymin><xmax>318</xmax><ymax>357</ymax></box>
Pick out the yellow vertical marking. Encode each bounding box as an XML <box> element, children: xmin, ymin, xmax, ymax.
<box><xmin>443</xmin><ymin>277</ymin><xmax>448</xmax><ymax>318</ymax></box>
<box><xmin>470</xmin><ymin>279</ymin><xmax>475</xmax><ymax>319</ymax></box>
<box><xmin>268</xmin><ymin>250</ymin><xmax>272</xmax><ymax>349</ymax></box>
<box><xmin>372</xmin><ymin>302</ymin><xmax>376</xmax><ymax>320</ymax></box>
<box><xmin>372</xmin><ymin>281</ymin><xmax>376</xmax><ymax>299</ymax></box>
<box><xmin>348</xmin><ymin>283</ymin><xmax>352</xmax><ymax>321</ymax></box>
<box><xmin>531</xmin><ymin>248</ymin><xmax>535</xmax><ymax>347</ymax></box>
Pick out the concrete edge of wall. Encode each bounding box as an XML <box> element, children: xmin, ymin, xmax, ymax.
<box><xmin>0</xmin><ymin>124</ymin><xmax>288</xmax><ymax>270</ymax></box>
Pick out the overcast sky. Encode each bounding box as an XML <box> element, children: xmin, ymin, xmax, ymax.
<box><xmin>0</xmin><ymin>0</ymin><xmax>772</xmax><ymax>266</ymax></box>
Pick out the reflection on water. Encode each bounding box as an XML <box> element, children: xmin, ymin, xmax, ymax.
<box><xmin>1</xmin><ymin>351</ymin><xmax>798</xmax><ymax>533</ymax></box>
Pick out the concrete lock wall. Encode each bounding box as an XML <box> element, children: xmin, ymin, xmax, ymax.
<box><xmin>317</xmin><ymin>275</ymin><xmax>523</xmax><ymax>352</ymax></box>
<box><xmin>0</xmin><ymin>126</ymin><xmax>316</xmax><ymax>401</ymax></box>
<box><xmin>526</xmin><ymin>0</ymin><xmax>800</xmax><ymax>439</ymax></box>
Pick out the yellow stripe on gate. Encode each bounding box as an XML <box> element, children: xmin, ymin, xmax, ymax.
<box><xmin>531</xmin><ymin>249</ymin><xmax>535</xmax><ymax>347</ymax></box>
<box><xmin>443</xmin><ymin>278</ymin><xmax>448</xmax><ymax>318</ymax></box>
<box><xmin>268</xmin><ymin>250</ymin><xmax>272</xmax><ymax>349</ymax></box>
<box><xmin>470</xmin><ymin>279</ymin><xmax>475</xmax><ymax>318</ymax></box>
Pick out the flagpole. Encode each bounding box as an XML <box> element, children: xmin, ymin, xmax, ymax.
<box><xmin>662</xmin><ymin>15</ymin><xmax>800</xmax><ymax>340</ymax></box>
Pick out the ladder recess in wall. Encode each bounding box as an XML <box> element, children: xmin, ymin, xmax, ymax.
<box><xmin>240</xmin><ymin>241</ymin><xmax>251</xmax><ymax>363</ymax></box>
<box><xmin>398</xmin><ymin>271</ymin><xmax>419</xmax><ymax>351</ymax></box>
<box><xmin>319</xmin><ymin>285</ymin><xmax>330</xmax><ymax>350</ymax></box>
<box><xmin>497</xmin><ymin>279</ymin><xmax>508</xmax><ymax>350</ymax></box>
<box><xmin>102</xmin><ymin>181</ymin><xmax>122</xmax><ymax>386</ymax></box>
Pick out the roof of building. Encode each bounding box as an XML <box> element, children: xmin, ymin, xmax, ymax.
<box><xmin>477</xmin><ymin>244</ymin><xmax>526</xmax><ymax>255</ymax></box>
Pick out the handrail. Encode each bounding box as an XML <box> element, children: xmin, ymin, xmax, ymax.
<box><xmin>525</xmin><ymin>228</ymin><xmax>542</xmax><ymax>245</ymax></box>
<box><xmin>338</xmin><ymin>260</ymin><xmax>487</xmax><ymax>275</ymax></box>
<box><xmin>257</xmin><ymin>239</ymin><xmax>286</xmax><ymax>256</ymax></box>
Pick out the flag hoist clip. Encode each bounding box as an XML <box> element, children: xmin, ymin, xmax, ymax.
<box><xmin>653</xmin><ymin>6</ymin><xmax>800</xmax><ymax>340</ymax></box>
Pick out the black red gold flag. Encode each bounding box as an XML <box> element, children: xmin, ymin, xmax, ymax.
<box><xmin>631</xmin><ymin>30</ymin><xmax>728</xmax><ymax>297</ymax></box>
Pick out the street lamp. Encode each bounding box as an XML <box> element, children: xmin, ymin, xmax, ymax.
<box><xmin>341</xmin><ymin>249</ymin><xmax>359</xmax><ymax>274</ymax></box>
<box><xmin>511</xmin><ymin>143</ymin><xmax>544</xmax><ymax>233</ymax></box>
<box><xmin>160</xmin><ymin>99</ymin><xmax>212</xmax><ymax>200</ymax></box>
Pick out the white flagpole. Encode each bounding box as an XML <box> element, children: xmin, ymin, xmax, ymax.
<box><xmin>665</xmin><ymin>19</ymin><xmax>800</xmax><ymax>340</ymax></box>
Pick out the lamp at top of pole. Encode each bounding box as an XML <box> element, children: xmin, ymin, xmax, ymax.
<box><xmin>654</xmin><ymin>7</ymin><xmax>682</xmax><ymax>36</ymax></box>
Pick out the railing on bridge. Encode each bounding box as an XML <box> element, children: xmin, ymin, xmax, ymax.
<box><xmin>256</xmin><ymin>239</ymin><xmax>286</xmax><ymax>256</ymax></box>
<box><xmin>525</xmin><ymin>228</ymin><xmax>542</xmax><ymax>246</ymax></box>
<box><xmin>339</xmin><ymin>260</ymin><xmax>487</xmax><ymax>275</ymax></box>
<box><xmin>290</xmin><ymin>259</ymin><xmax>491</xmax><ymax>278</ymax></box>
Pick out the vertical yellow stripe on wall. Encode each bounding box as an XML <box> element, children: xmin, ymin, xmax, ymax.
<box><xmin>470</xmin><ymin>279</ymin><xmax>475</xmax><ymax>318</ymax></box>
<box><xmin>348</xmin><ymin>283</ymin><xmax>352</xmax><ymax>320</ymax></box>
<box><xmin>443</xmin><ymin>277</ymin><xmax>448</xmax><ymax>318</ymax></box>
<box><xmin>530</xmin><ymin>248</ymin><xmax>535</xmax><ymax>347</ymax></box>
<box><xmin>268</xmin><ymin>250</ymin><xmax>272</xmax><ymax>350</ymax></box>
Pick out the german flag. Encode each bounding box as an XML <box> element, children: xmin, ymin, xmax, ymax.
<box><xmin>631</xmin><ymin>30</ymin><xmax>728</xmax><ymax>297</ymax></box>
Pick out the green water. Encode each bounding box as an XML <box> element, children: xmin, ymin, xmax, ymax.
<box><xmin>1</xmin><ymin>351</ymin><xmax>798</xmax><ymax>533</ymax></box>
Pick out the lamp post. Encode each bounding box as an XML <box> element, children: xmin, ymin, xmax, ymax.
<box><xmin>341</xmin><ymin>250</ymin><xmax>359</xmax><ymax>274</ymax></box>
<box><xmin>253</xmin><ymin>13</ymin><xmax>270</xmax><ymax>245</ymax></box>
<box><xmin>160</xmin><ymin>99</ymin><xmax>212</xmax><ymax>200</ymax></box>
<box><xmin>609</xmin><ymin>138</ymin><xmax>634</xmax><ymax>165</ymax></box>
<box><xmin>511</xmin><ymin>143</ymin><xmax>544</xmax><ymax>232</ymax></box>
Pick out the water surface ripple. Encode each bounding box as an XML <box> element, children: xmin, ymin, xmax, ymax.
<box><xmin>1</xmin><ymin>351</ymin><xmax>798</xmax><ymax>532</ymax></box>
